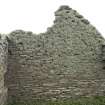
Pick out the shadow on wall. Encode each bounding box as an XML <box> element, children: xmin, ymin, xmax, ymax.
<box><xmin>4</xmin><ymin>37</ymin><xmax>23</xmax><ymax>103</ymax></box>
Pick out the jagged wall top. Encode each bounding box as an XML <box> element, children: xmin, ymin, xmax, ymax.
<box><xmin>2</xmin><ymin>5</ymin><xmax>105</xmax><ymax>104</ymax></box>
<box><xmin>8</xmin><ymin>6</ymin><xmax>104</xmax><ymax>40</ymax></box>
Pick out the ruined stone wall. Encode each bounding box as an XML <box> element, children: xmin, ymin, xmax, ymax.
<box><xmin>6</xmin><ymin>6</ymin><xmax>105</xmax><ymax>104</ymax></box>
<box><xmin>0</xmin><ymin>35</ymin><xmax>8</xmax><ymax>105</ymax></box>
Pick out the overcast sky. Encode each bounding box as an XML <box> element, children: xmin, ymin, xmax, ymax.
<box><xmin>0</xmin><ymin>0</ymin><xmax>105</xmax><ymax>38</ymax></box>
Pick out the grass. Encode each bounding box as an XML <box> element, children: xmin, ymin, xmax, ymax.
<box><xmin>7</xmin><ymin>96</ymin><xmax>105</xmax><ymax>105</ymax></box>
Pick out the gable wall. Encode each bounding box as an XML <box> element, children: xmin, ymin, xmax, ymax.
<box><xmin>1</xmin><ymin>5</ymin><xmax>105</xmax><ymax>104</ymax></box>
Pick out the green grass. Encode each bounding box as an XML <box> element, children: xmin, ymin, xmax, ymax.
<box><xmin>7</xmin><ymin>96</ymin><xmax>105</xmax><ymax>105</ymax></box>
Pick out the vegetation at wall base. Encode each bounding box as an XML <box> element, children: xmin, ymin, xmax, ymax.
<box><xmin>7</xmin><ymin>96</ymin><xmax>105</xmax><ymax>105</ymax></box>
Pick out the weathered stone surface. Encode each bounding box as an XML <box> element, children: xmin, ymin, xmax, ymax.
<box><xmin>5</xmin><ymin>5</ymin><xmax>105</xmax><ymax>103</ymax></box>
<box><xmin>0</xmin><ymin>36</ymin><xmax>8</xmax><ymax>105</ymax></box>
<box><xmin>0</xmin><ymin>5</ymin><xmax>105</xmax><ymax>104</ymax></box>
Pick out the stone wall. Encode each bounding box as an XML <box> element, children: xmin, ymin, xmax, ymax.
<box><xmin>0</xmin><ymin>35</ymin><xmax>8</xmax><ymax>105</ymax></box>
<box><xmin>6</xmin><ymin>6</ymin><xmax>105</xmax><ymax>104</ymax></box>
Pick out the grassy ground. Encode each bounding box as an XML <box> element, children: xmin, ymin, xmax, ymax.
<box><xmin>7</xmin><ymin>96</ymin><xmax>105</xmax><ymax>105</ymax></box>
